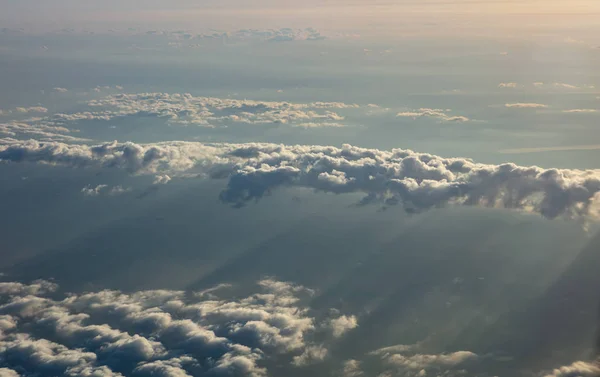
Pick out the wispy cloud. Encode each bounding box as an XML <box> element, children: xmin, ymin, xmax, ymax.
<box><xmin>499</xmin><ymin>144</ymin><xmax>600</xmax><ymax>154</ymax></box>
<box><xmin>505</xmin><ymin>103</ymin><xmax>548</xmax><ymax>109</ymax></box>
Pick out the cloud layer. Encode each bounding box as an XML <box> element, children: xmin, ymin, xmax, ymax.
<box><xmin>3</xmin><ymin>139</ymin><xmax>600</xmax><ymax>219</ymax></box>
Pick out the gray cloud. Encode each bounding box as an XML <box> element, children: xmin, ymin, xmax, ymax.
<box><xmin>3</xmin><ymin>139</ymin><xmax>600</xmax><ymax>220</ymax></box>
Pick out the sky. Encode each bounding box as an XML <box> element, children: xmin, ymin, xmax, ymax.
<box><xmin>1</xmin><ymin>1</ymin><xmax>600</xmax><ymax>377</ymax></box>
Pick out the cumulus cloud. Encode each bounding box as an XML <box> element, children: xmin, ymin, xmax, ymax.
<box><xmin>326</xmin><ymin>315</ymin><xmax>358</xmax><ymax>338</ymax></box>
<box><xmin>4</xmin><ymin>139</ymin><xmax>600</xmax><ymax>219</ymax></box>
<box><xmin>543</xmin><ymin>361</ymin><xmax>600</xmax><ymax>377</ymax></box>
<box><xmin>53</xmin><ymin>88</ymin><xmax>69</xmax><ymax>93</ymax></box>
<box><xmin>0</xmin><ymin>278</ymin><xmax>346</xmax><ymax>377</ymax></box>
<box><xmin>396</xmin><ymin>108</ymin><xmax>469</xmax><ymax>122</ymax></box>
<box><xmin>505</xmin><ymin>103</ymin><xmax>548</xmax><ymax>109</ymax></box>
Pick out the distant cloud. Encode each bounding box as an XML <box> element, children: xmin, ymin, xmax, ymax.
<box><xmin>4</xmin><ymin>139</ymin><xmax>600</xmax><ymax>220</ymax></box>
<box><xmin>53</xmin><ymin>87</ymin><xmax>69</xmax><ymax>93</ymax></box>
<box><xmin>563</xmin><ymin>109</ymin><xmax>598</xmax><ymax>113</ymax></box>
<box><xmin>499</xmin><ymin>144</ymin><xmax>600</xmax><ymax>154</ymax></box>
<box><xmin>397</xmin><ymin>108</ymin><xmax>470</xmax><ymax>122</ymax></box>
<box><xmin>498</xmin><ymin>82</ymin><xmax>518</xmax><ymax>88</ymax></box>
<box><xmin>81</xmin><ymin>184</ymin><xmax>131</xmax><ymax>196</ymax></box>
<box><xmin>14</xmin><ymin>107</ymin><xmax>48</xmax><ymax>114</ymax></box>
<box><xmin>0</xmin><ymin>122</ymin><xmax>90</xmax><ymax>143</ymax></box>
<box><xmin>505</xmin><ymin>103</ymin><xmax>548</xmax><ymax>109</ymax></box>
<box><xmin>293</xmin><ymin>122</ymin><xmax>346</xmax><ymax>128</ymax></box>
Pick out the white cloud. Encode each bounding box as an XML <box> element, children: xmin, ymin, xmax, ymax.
<box><xmin>153</xmin><ymin>175</ymin><xmax>172</xmax><ymax>185</ymax></box>
<box><xmin>4</xmin><ymin>139</ymin><xmax>600</xmax><ymax>219</ymax></box>
<box><xmin>498</xmin><ymin>82</ymin><xmax>518</xmax><ymax>88</ymax></box>
<box><xmin>0</xmin><ymin>122</ymin><xmax>89</xmax><ymax>143</ymax></box>
<box><xmin>0</xmin><ymin>278</ymin><xmax>345</xmax><ymax>377</ymax></box>
<box><xmin>543</xmin><ymin>361</ymin><xmax>600</xmax><ymax>377</ymax></box>
<box><xmin>327</xmin><ymin>315</ymin><xmax>358</xmax><ymax>337</ymax></box>
<box><xmin>396</xmin><ymin>108</ymin><xmax>469</xmax><ymax>122</ymax></box>
<box><xmin>15</xmin><ymin>107</ymin><xmax>48</xmax><ymax>114</ymax></box>
<box><xmin>0</xmin><ymin>368</ymin><xmax>21</xmax><ymax>377</ymax></box>
<box><xmin>48</xmin><ymin>92</ymin><xmax>356</xmax><ymax>128</ymax></box>
<box><xmin>563</xmin><ymin>109</ymin><xmax>598</xmax><ymax>113</ymax></box>
<box><xmin>53</xmin><ymin>88</ymin><xmax>69</xmax><ymax>93</ymax></box>
<box><xmin>340</xmin><ymin>359</ymin><xmax>363</xmax><ymax>377</ymax></box>
<box><xmin>81</xmin><ymin>184</ymin><xmax>131</xmax><ymax>197</ymax></box>
<box><xmin>505</xmin><ymin>103</ymin><xmax>548</xmax><ymax>109</ymax></box>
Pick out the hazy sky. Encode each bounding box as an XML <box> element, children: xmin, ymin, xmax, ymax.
<box><xmin>1</xmin><ymin>1</ymin><xmax>600</xmax><ymax>377</ymax></box>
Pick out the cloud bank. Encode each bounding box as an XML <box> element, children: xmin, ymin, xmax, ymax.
<box><xmin>2</xmin><ymin>139</ymin><xmax>600</xmax><ymax>219</ymax></box>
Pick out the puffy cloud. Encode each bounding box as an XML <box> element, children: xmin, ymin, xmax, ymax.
<box><xmin>0</xmin><ymin>278</ymin><xmax>342</xmax><ymax>377</ymax></box>
<box><xmin>340</xmin><ymin>359</ymin><xmax>363</xmax><ymax>377</ymax></box>
<box><xmin>327</xmin><ymin>315</ymin><xmax>358</xmax><ymax>338</ymax></box>
<box><xmin>0</xmin><ymin>280</ymin><xmax>58</xmax><ymax>296</ymax></box>
<box><xmin>53</xmin><ymin>88</ymin><xmax>69</xmax><ymax>93</ymax></box>
<box><xmin>0</xmin><ymin>368</ymin><xmax>21</xmax><ymax>377</ymax></box>
<box><xmin>396</xmin><ymin>108</ymin><xmax>469</xmax><ymax>122</ymax></box>
<box><xmin>543</xmin><ymin>361</ymin><xmax>600</xmax><ymax>377</ymax></box>
<box><xmin>505</xmin><ymin>103</ymin><xmax>548</xmax><ymax>109</ymax></box>
<box><xmin>4</xmin><ymin>139</ymin><xmax>600</xmax><ymax>219</ymax></box>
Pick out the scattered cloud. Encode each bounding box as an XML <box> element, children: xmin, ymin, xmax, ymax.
<box><xmin>0</xmin><ymin>278</ymin><xmax>347</xmax><ymax>377</ymax></box>
<box><xmin>505</xmin><ymin>103</ymin><xmax>548</xmax><ymax>109</ymax></box>
<box><xmin>81</xmin><ymin>184</ymin><xmax>131</xmax><ymax>197</ymax></box>
<box><xmin>4</xmin><ymin>139</ymin><xmax>600</xmax><ymax>219</ymax></box>
<box><xmin>53</xmin><ymin>88</ymin><xmax>69</xmax><ymax>93</ymax></box>
<box><xmin>396</xmin><ymin>108</ymin><xmax>470</xmax><ymax>122</ymax></box>
<box><xmin>498</xmin><ymin>82</ymin><xmax>519</xmax><ymax>88</ymax></box>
